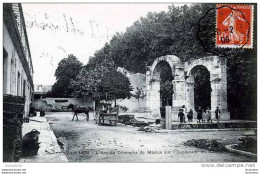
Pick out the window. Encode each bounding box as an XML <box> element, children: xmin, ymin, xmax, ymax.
<box><xmin>3</xmin><ymin>47</ymin><xmax>8</xmax><ymax>94</ymax></box>
<box><xmin>23</xmin><ymin>80</ymin><xmax>26</xmax><ymax>96</ymax></box>
<box><xmin>17</xmin><ymin>72</ymin><xmax>20</xmax><ymax>96</ymax></box>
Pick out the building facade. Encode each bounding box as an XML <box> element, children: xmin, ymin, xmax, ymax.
<box><xmin>3</xmin><ymin>3</ymin><xmax>34</xmax><ymax>117</ymax></box>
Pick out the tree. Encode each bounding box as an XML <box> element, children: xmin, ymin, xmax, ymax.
<box><xmin>52</xmin><ymin>54</ymin><xmax>83</xmax><ymax>97</ymax></box>
<box><xmin>158</xmin><ymin>62</ymin><xmax>173</xmax><ymax>106</ymax></box>
<box><xmin>70</xmin><ymin>55</ymin><xmax>133</xmax><ymax>106</ymax></box>
<box><xmin>132</xmin><ymin>87</ymin><xmax>146</xmax><ymax>112</ymax></box>
<box><xmin>99</xmin><ymin>70</ymin><xmax>133</xmax><ymax>106</ymax></box>
<box><xmin>160</xmin><ymin>80</ymin><xmax>173</xmax><ymax>106</ymax></box>
<box><xmin>191</xmin><ymin>66</ymin><xmax>211</xmax><ymax>110</ymax></box>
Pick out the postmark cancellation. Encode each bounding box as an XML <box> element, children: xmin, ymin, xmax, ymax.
<box><xmin>216</xmin><ymin>4</ymin><xmax>254</xmax><ymax>49</ymax></box>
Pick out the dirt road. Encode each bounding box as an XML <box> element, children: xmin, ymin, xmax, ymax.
<box><xmin>46</xmin><ymin>112</ymin><xmax>254</xmax><ymax>162</ymax></box>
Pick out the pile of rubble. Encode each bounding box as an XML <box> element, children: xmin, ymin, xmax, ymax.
<box><xmin>235</xmin><ymin>131</ymin><xmax>257</xmax><ymax>154</ymax></box>
<box><xmin>184</xmin><ymin>139</ymin><xmax>225</xmax><ymax>152</ymax></box>
<box><xmin>137</xmin><ymin>125</ymin><xmax>160</xmax><ymax>133</ymax></box>
<box><xmin>3</xmin><ymin>95</ymin><xmax>25</xmax><ymax>162</ymax></box>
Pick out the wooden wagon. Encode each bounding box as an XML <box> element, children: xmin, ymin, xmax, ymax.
<box><xmin>94</xmin><ymin>103</ymin><xmax>118</xmax><ymax>126</ymax></box>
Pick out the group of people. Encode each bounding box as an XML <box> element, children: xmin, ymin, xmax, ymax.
<box><xmin>178</xmin><ymin>105</ymin><xmax>221</xmax><ymax>123</ymax></box>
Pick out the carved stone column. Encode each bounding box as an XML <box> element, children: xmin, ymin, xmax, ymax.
<box><xmin>210</xmin><ymin>58</ymin><xmax>230</xmax><ymax>120</ymax></box>
<box><xmin>145</xmin><ymin>67</ymin><xmax>151</xmax><ymax>111</ymax></box>
<box><xmin>186</xmin><ymin>76</ymin><xmax>195</xmax><ymax>112</ymax></box>
<box><xmin>172</xmin><ymin>63</ymin><xmax>186</xmax><ymax>121</ymax></box>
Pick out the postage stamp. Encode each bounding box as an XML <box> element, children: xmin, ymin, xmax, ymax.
<box><xmin>216</xmin><ymin>4</ymin><xmax>254</xmax><ymax>49</ymax></box>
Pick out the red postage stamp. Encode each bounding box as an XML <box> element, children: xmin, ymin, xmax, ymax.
<box><xmin>216</xmin><ymin>4</ymin><xmax>254</xmax><ymax>49</ymax></box>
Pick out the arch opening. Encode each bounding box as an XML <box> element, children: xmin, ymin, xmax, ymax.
<box><xmin>190</xmin><ymin>65</ymin><xmax>211</xmax><ymax>111</ymax></box>
<box><xmin>152</xmin><ymin>60</ymin><xmax>173</xmax><ymax>107</ymax></box>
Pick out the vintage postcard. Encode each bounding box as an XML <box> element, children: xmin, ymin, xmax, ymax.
<box><xmin>1</xmin><ymin>2</ymin><xmax>258</xmax><ymax>174</ymax></box>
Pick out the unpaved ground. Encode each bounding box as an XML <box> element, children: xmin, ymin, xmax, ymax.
<box><xmin>46</xmin><ymin>112</ymin><xmax>255</xmax><ymax>162</ymax></box>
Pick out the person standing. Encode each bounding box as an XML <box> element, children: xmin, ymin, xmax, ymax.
<box><xmin>215</xmin><ymin>106</ymin><xmax>221</xmax><ymax>123</ymax></box>
<box><xmin>182</xmin><ymin>105</ymin><xmax>187</xmax><ymax>113</ymax></box>
<box><xmin>187</xmin><ymin>109</ymin><xmax>193</xmax><ymax>122</ymax></box>
<box><xmin>178</xmin><ymin>109</ymin><xmax>185</xmax><ymax>123</ymax></box>
<box><xmin>206</xmin><ymin>107</ymin><xmax>212</xmax><ymax>123</ymax></box>
<box><xmin>197</xmin><ymin>106</ymin><xmax>203</xmax><ymax>123</ymax></box>
<box><xmin>85</xmin><ymin>107</ymin><xmax>90</xmax><ymax>121</ymax></box>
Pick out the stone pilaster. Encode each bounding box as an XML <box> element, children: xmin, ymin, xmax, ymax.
<box><xmin>165</xmin><ymin>106</ymin><xmax>172</xmax><ymax>130</ymax></box>
<box><xmin>171</xmin><ymin>63</ymin><xmax>186</xmax><ymax>121</ymax></box>
<box><xmin>145</xmin><ymin>67</ymin><xmax>151</xmax><ymax>111</ymax></box>
<box><xmin>210</xmin><ymin>80</ymin><xmax>230</xmax><ymax>120</ymax></box>
<box><xmin>185</xmin><ymin>76</ymin><xmax>195</xmax><ymax>111</ymax></box>
<box><xmin>149</xmin><ymin>79</ymin><xmax>161</xmax><ymax>119</ymax></box>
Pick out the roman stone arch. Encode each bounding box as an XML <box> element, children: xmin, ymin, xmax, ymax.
<box><xmin>184</xmin><ymin>56</ymin><xmax>229</xmax><ymax>120</ymax></box>
<box><xmin>146</xmin><ymin>55</ymin><xmax>185</xmax><ymax>119</ymax></box>
<box><xmin>146</xmin><ymin>55</ymin><xmax>230</xmax><ymax>121</ymax></box>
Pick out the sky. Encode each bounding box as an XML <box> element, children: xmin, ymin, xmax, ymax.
<box><xmin>22</xmin><ymin>3</ymin><xmax>175</xmax><ymax>85</ymax></box>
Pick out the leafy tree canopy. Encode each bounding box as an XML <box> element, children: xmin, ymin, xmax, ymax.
<box><xmin>70</xmin><ymin>56</ymin><xmax>133</xmax><ymax>105</ymax></box>
<box><xmin>52</xmin><ymin>54</ymin><xmax>83</xmax><ymax>97</ymax></box>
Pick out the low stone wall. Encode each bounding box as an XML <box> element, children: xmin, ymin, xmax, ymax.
<box><xmin>117</xmin><ymin>97</ymin><xmax>146</xmax><ymax>112</ymax></box>
<box><xmin>33</xmin><ymin>97</ymin><xmax>94</xmax><ymax>111</ymax></box>
<box><xmin>3</xmin><ymin>95</ymin><xmax>25</xmax><ymax>162</ymax></box>
<box><xmin>172</xmin><ymin>122</ymin><xmax>257</xmax><ymax>130</ymax></box>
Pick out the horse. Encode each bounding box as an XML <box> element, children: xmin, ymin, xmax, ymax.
<box><xmin>67</xmin><ymin>104</ymin><xmax>90</xmax><ymax>121</ymax></box>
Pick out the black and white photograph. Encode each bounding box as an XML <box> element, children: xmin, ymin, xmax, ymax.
<box><xmin>1</xmin><ymin>1</ymin><xmax>258</xmax><ymax>173</ymax></box>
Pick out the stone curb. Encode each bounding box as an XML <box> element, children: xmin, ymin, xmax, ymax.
<box><xmin>225</xmin><ymin>144</ymin><xmax>257</xmax><ymax>158</ymax></box>
<box><xmin>156</xmin><ymin>128</ymin><xmax>257</xmax><ymax>133</ymax></box>
<box><xmin>45</xmin><ymin>118</ymin><xmax>69</xmax><ymax>162</ymax></box>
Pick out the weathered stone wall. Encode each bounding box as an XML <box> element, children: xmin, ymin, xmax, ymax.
<box><xmin>117</xmin><ymin>73</ymin><xmax>146</xmax><ymax>112</ymax></box>
<box><xmin>3</xmin><ymin>95</ymin><xmax>25</xmax><ymax>162</ymax></box>
<box><xmin>117</xmin><ymin>97</ymin><xmax>146</xmax><ymax>113</ymax></box>
<box><xmin>33</xmin><ymin>97</ymin><xmax>94</xmax><ymax>111</ymax></box>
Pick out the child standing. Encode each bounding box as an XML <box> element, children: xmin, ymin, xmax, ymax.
<box><xmin>215</xmin><ymin>106</ymin><xmax>221</xmax><ymax>123</ymax></box>
<box><xmin>178</xmin><ymin>109</ymin><xmax>185</xmax><ymax>123</ymax></box>
<box><xmin>187</xmin><ymin>109</ymin><xmax>193</xmax><ymax>122</ymax></box>
<box><xmin>197</xmin><ymin>106</ymin><xmax>203</xmax><ymax>123</ymax></box>
<box><xmin>206</xmin><ymin>108</ymin><xmax>212</xmax><ymax>123</ymax></box>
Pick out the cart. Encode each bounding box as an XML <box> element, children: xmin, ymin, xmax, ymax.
<box><xmin>94</xmin><ymin>103</ymin><xmax>118</xmax><ymax>126</ymax></box>
<box><xmin>98</xmin><ymin>112</ymin><xmax>118</xmax><ymax>126</ymax></box>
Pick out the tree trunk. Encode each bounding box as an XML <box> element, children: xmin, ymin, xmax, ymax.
<box><xmin>138</xmin><ymin>98</ymin><xmax>140</xmax><ymax>112</ymax></box>
<box><xmin>113</xmin><ymin>92</ymin><xmax>117</xmax><ymax>107</ymax></box>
